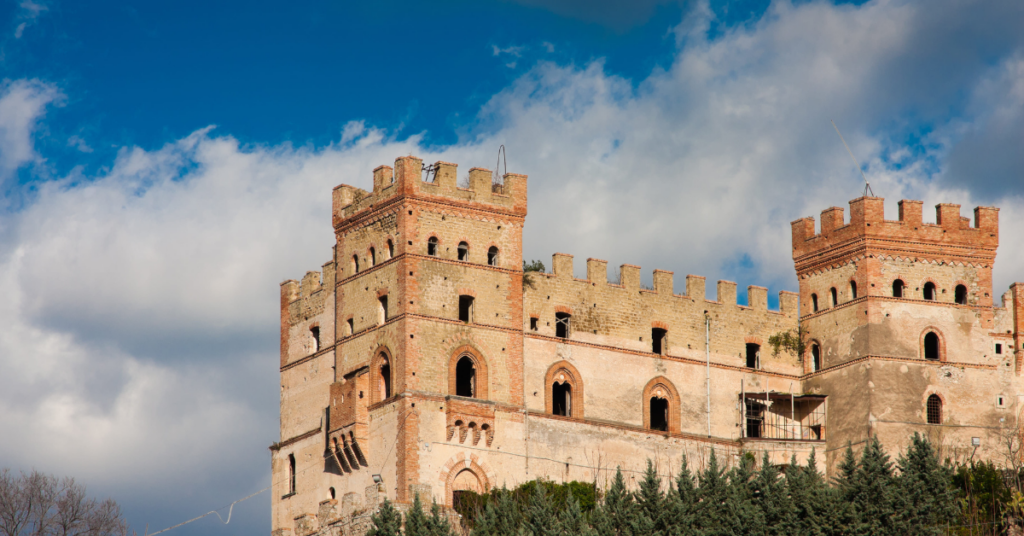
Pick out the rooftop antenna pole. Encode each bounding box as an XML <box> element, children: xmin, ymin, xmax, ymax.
<box><xmin>831</xmin><ymin>119</ymin><xmax>875</xmax><ymax>197</ymax></box>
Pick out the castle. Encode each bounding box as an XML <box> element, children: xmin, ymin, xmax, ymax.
<box><xmin>270</xmin><ymin>156</ymin><xmax>1024</xmax><ymax>536</ymax></box>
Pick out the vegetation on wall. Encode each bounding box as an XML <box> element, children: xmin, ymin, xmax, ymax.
<box><xmin>767</xmin><ymin>327</ymin><xmax>808</xmax><ymax>359</ymax></box>
<box><xmin>522</xmin><ymin>259</ymin><xmax>545</xmax><ymax>290</ymax></box>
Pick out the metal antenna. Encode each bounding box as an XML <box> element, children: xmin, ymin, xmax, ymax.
<box><xmin>831</xmin><ymin>120</ymin><xmax>875</xmax><ymax>197</ymax></box>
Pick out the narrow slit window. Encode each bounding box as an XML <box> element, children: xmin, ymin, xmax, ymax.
<box><xmin>530</xmin><ymin>317</ymin><xmax>538</xmax><ymax>331</ymax></box>
<box><xmin>830</xmin><ymin>287</ymin><xmax>838</xmax><ymax>307</ymax></box>
<box><xmin>288</xmin><ymin>454</ymin><xmax>296</xmax><ymax>495</ymax></box>
<box><xmin>955</xmin><ymin>285</ymin><xmax>967</xmax><ymax>305</ymax></box>
<box><xmin>378</xmin><ymin>295</ymin><xmax>388</xmax><ymax>324</ymax></box>
<box><xmin>850</xmin><ymin>281</ymin><xmax>857</xmax><ymax>300</ymax></box>
<box><xmin>555</xmin><ymin>312</ymin><xmax>571</xmax><ymax>339</ymax></box>
<box><xmin>459</xmin><ymin>295</ymin><xmax>474</xmax><ymax>323</ymax></box>
<box><xmin>369</xmin><ymin>247</ymin><xmax>376</xmax><ymax>267</ymax></box>
<box><xmin>352</xmin><ymin>254</ymin><xmax>359</xmax><ymax>274</ymax></box>
<box><xmin>923</xmin><ymin>282</ymin><xmax>936</xmax><ymax>301</ymax></box>
<box><xmin>455</xmin><ymin>356</ymin><xmax>476</xmax><ymax>397</ymax></box>
<box><xmin>427</xmin><ymin>237</ymin><xmax>438</xmax><ymax>256</ymax></box>
<box><xmin>893</xmin><ymin>279</ymin><xmax>904</xmax><ymax>298</ymax></box>
<box><xmin>926</xmin><ymin>394</ymin><xmax>942</xmax><ymax>424</ymax></box>
<box><xmin>811</xmin><ymin>343</ymin><xmax>821</xmax><ymax>372</ymax></box>
<box><xmin>552</xmin><ymin>382</ymin><xmax>571</xmax><ymax>417</ymax></box>
<box><xmin>457</xmin><ymin>241</ymin><xmax>469</xmax><ymax>261</ymax></box>
<box><xmin>387</xmin><ymin>239</ymin><xmax>394</xmax><ymax>259</ymax></box>
<box><xmin>310</xmin><ymin>326</ymin><xmax>320</xmax><ymax>353</ymax></box>
<box><xmin>746</xmin><ymin>343</ymin><xmax>760</xmax><ymax>369</ymax></box>
<box><xmin>811</xmin><ymin>293</ymin><xmax>819</xmax><ymax>313</ymax></box>
<box><xmin>652</xmin><ymin>328</ymin><xmax>667</xmax><ymax>355</ymax></box>
<box><xmin>924</xmin><ymin>332</ymin><xmax>939</xmax><ymax>361</ymax></box>
<box><xmin>487</xmin><ymin>246</ymin><xmax>499</xmax><ymax>266</ymax></box>
<box><xmin>649</xmin><ymin>397</ymin><xmax>668</xmax><ymax>431</ymax></box>
<box><xmin>346</xmin><ymin>318</ymin><xmax>354</xmax><ymax>336</ymax></box>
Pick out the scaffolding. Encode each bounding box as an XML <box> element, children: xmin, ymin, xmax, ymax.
<box><xmin>741</xmin><ymin>392</ymin><xmax>826</xmax><ymax>441</ymax></box>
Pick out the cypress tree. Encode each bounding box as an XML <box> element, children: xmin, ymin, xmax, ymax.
<box><xmin>754</xmin><ymin>452</ymin><xmax>793</xmax><ymax>536</ymax></box>
<box><xmin>894</xmin><ymin>433</ymin><xmax>957</xmax><ymax>535</ymax></box>
<box><xmin>367</xmin><ymin>498</ymin><xmax>404</xmax><ymax>536</ymax></box>
<box><xmin>403</xmin><ymin>494</ymin><xmax>428</xmax><ymax>536</ymax></box>
<box><xmin>727</xmin><ymin>452</ymin><xmax>763</xmax><ymax>536</ymax></box>
<box><xmin>560</xmin><ymin>493</ymin><xmax>596</xmax><ymax>536</ymax></box>
<box><xmin>668</xmin><ymin>455</ymin><xmax>698</xmax><ymax>536</ymax></box>
<box><xmin>426</xmin><ymin>500</ymin><xmax>455</xmax><ymax>536</ymax></box>
<box><xmin>695</xmin><ymin>450</ymin><xmax>737</xmax><ymax>536</ymax></box>
<box><xmin>789</xmin><ymin>450</ymin><xmax>834</xmax><ymax>536</ymax></box>
<box><xmin>632</xmin><ymin>460</ymin><xmax>666</xmax><ymax>536</ymax></box>
<box><xmin>833</xmin><ymin>443</ymin><xmax>860</xmax><ymax>532</ymax></box>
<box><xmin>851</xmin><ymin>436</ymin><xmax>898</xmax><ymax>535</ymax></box>
<box><xmin>593</xmin><ymin>467</ymin><xmax>634</xmax><ymax>536</ymax></box>
<box><xmin>524</xmin><ymin>481</ymin><xmax>559</xmax><ymax>536</ymax></box>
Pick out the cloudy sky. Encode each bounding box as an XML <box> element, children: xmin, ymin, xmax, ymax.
<box><xmin>1</xmin><ymin>0</ymin><xmax>1022</xmax><ymax>533</ymax></box>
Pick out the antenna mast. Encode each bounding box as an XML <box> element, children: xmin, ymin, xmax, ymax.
<box><xmin>831</xmin><ymin>120</ymin><xmax>875</xmax><ymax>197</ymax></box>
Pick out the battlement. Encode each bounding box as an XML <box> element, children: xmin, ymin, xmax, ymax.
<box><xmin>791</xmin><ymin>197</ymin><xmax>999</xmax><ymax>265</ymax></box>
<box><xmin>332</xmin><ymin>156</ymin><xmax>527</xmax><ymax>228</ymax></box>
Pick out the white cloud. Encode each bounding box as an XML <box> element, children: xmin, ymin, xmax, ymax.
<box><xmin>2</xmin><ymin>0</ymin><xmax>1024</xmax><ymax>533</ymax></box>
<box><xmin>12</xmin><ymin>0</ymin><xmax>48</xmax><ymax>39</ymax></box>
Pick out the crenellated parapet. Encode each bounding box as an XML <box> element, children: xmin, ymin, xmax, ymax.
<box><xmin>791</xmin><ymin>197</ymin><xmax>998</xmax><ymax>273</ymax></box>
<box><xmin>332</xmin><ymin>156</ymin><xmax>528</xmax><ymax>229</ymax></box>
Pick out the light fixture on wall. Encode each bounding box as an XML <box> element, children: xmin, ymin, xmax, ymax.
<box><xmin>372</xmin><ymin>474</ymin><xmax>383</xmax><ymax>484</ymax></box>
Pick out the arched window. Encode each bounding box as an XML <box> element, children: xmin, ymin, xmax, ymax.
<box><xmin>487</xmin><ymin>246</ymin><xmax>499</xmax><ymax>266</ymax></box>
<box><xmin>830</xmin><ymin>287</ymin><xmax>838</xmax><ymax>307</ymax></box>
<box><xmin>457</xmin><ymin>241</ymin><xmax>469</xmax><ymax>261</ymax></box>
<box><xmin>811</xmin><ymin>293</ymin><xmax>819</xmax><ymax>312</ymax></box>
<box><xmin>427</xmin><ymin>237</ymin><xmax>439</xmax><ymax>256</ymax></box>
<box><xmin>386</xmin><ymin>239</ymin><xmax>394</xmax><ymax>260</ymax></box>
<box><xmin>310</xmin><ymin>326</ymin><xmax>320</xmax><ymax>353</ymax></box>
<box><xmin>455</xmin><ymin>356</ymin><xmax>476</xmax><ymax>397</ymax></box>
<box><xmin>552</xmin><ymin>382</ymin><xmax>572</xmax><ymax>417</ymax></box>
<box><xmin>288</xmin><ymin>454</ymin><xmax>296</xmax><ymax>495</ymax></box>
<box><xmin>923</xmin><ymin>282</ymin><xmax>936</xmax><ymax>301</ymax></box>
<box><xmin>352</xmin><ymin>254</ymin><xmax>360</xmax><ymax>274</ymax></box>
<box><xmin>369</xmin><ymin>247</ymin><xmax>377</xmax><ymax>267</ymax></box>
<box><xmin>378</xmin><ymin>295</ymin><xmax>388</xmax><ymax>324</ymax></box>
<box><xmin>649</xmin><ymin>398</ymin><xmax>669</xmax><ymax>431</ymax></box>
<box><xmin>330</xmin><ymin>487</ymin><xmax>336</xmax><ymax>499</ymax></box>
<box><xmin>955</xmin><ymin>285</ymin><xmax>967</xmax><ymax>305</ymax></box>
<box><xmin>811</xmin><ymin>343</ymin><xmax>821</xmax><ymax>372</ymax></box>
<box><xmin>924</xmin><ymin>332</ymin><xmax>940</xmax><ymax>361</ymax></box>
<box><xmin>652</xmin><ymin>328</ymin><xmax>667</xmax><ymax>354</ymax></box>
<box><xmin>555</xmin><ymin>312</ymin><xmax>571</xmax><ymax>338</ymax></box>
<box><xmin>378</xmin><ymin>354</ymin><xmax>392</xmax><ymax>399</ymax></box>
<box><xmin>850</xmin><ymin>281</ymin><xmax>858</xmax><ymax>300</ymax></box>
<box><xmin>926</xmin><ymin>394</ymin><xmax>942</xmax><ymax>424</ymax></box>
<box><xmin>746</xmin><ymin>343</ymin><xmax>760</xmax><ymax>369</ymax></box>
<box><xmin>893</xmin><ymin>279</ymin><xmax>904</xmax><ymax>298</ymax></box>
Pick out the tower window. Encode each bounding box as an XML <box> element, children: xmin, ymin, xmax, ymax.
<box><xmin>310</xmin><ymin>326</ymin><xmax>320</xmax><ymax>353</ymax></box>
<box><xmin>893</xmin><ymin>279</ymin><xmax>905</xmax><ymax>298</ymax></box>
<box><xmin>487</xmin><ymin>246</ymin><xmax>499</xmax><ymax>266</ymax></box>
<box><xmin>427</xmin><ymin>237</ymin><xmax>438</xmax><ymax>256</ymax></box>
<box><xmin>996</xmin><ymin>343</ymin><xmax>1003</xmax><ymax>355</ymax></box>
<box><xmin>346</xmin><ymin>318</ymin><xmax>354</xmax><ymax>336</ymax></box>
<box><xmin>955</xmin><ymin>285</ymin><xmax>967</xmax><ymax>305</ymax></box>
<box><xmin>352</xmin><ymin>254</ymin><xmax>359</xmax><ymax>274</ymax></box>
<box><xmin>850</xmin><ymin>281</ymin><xmax>857</xmax><ymax>300</ymax></box>
<box><xmin>811</xmin><ymin>343</ymin><xmax>821</xmax><ymax>372</ymax></box>
<box><xmin>926</xmin><ymin>394</ymin><xmax>942</xmax><ymax>424</ymax></box>
<box><xmin>555</xmin><ymin>312</ymin><xmax>571</xmax><ymax>338</ymax></box>
<box><xmin>378</xmin><ymin>354</ymin><xmax>392</xmax><ymax>399</ymax></box>
<box><xmin>652</xmin><ymin>328</ymin><xmax>667</xmax><ymax>355</ymax></box>
<box><xmin>830</xmin><ymin>287</ymin><xmax>838</xmax><ymax>307</ymax></box>
<box><xmin>370</xmin><ymin>247</ymin><xmax>376</xmax><ymax>267</ymax></box>
<box><xmin>378</xmin><ymin>295</ymin><xmax>388</xmax><ymax>324</ymax></box>
<box><xmin>923</xmin><ymin>282</ymin><xmax>936</xmax><ymax>301</ymax></box>
<box><xmin>649</xmin><ymin>397</ymin><xmax>669</xmax><ymax>431</ymax></box>
<box><xmin>458</xmin><ymin>241</ymin><xmax>469</xmax><ymax>261</ymax></box>
<box><xmin>746</xmin><ymin>343</ymin><xmax>760</xmax><ymax>369</ymax></box>
<box><xmin>530</xmin><ymin>317</ymin><xmax>538</xmax><ymax>331</ymax></box>
<box><xmin>459</xmin><ymin>295</ymin><xmax>474</xmax><ymax>323</ymax></box>
<box><xmin>552</xmin><ymin>382</ymin><xmax>572</xmax><ymax>417</ymax></box>
<box><xmin>811</xmin><ymin>293</ymin><xmax>819</xmax><ymax>312</ymax></box>
<box><xmin>386</xmin><ymin>239</ymin><xmax>394</xmax><ymax>259</ymax></box>
<box><xmin>455</xmin><ymin>356</ymin><xmax>476</xmax><ymax>397</ymax></box>
<box><xmin>288</xmin><ymin>454</ymin><xmax>296</xmax><ymax>495</ymax></box>
<box><xmin>924</xmin><ymin>332</ymin><xmax>940</xmax><ymax>361</ymax></box>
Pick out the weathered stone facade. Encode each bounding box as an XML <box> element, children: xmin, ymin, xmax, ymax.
<box><xmin>270</xmin><ymin>156</ymin><xmax>1024</xmax><ymax>536</ymax></box>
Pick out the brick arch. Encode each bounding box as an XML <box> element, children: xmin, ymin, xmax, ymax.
<box><xmin>890</xmin><ymin>275</ymin><xmax>907</xmax><ymax>297</ymax></box>
<box><xmin>744</xmin><ymin>336</ymin><xmax>763</xmax><ymax>345</ymax></box>
<box><xmin>439</xmin><ymin>455</ymin><xmax>492</xmax><ymax>506</ymax></box>
<box><xmin>919</xmin><ymin>277</ymin><xmax>940</xmax><ymax>299</ymax></box>
<box><xmin>544</xmin><ymin>360</ymin><xmax>584</xmax><ymax>419</ymax></box>
<box><xmin>448</xmin><ymin>345</ymin><xmax>489</xmax><ymax>399</ymax></box>
<box><xmin>920</xmin><ymin>327</ymin><xmax>947</xmax><ymax>362</ymax></box>
<box><xmin>651</xmin><ymin>320</ymin><xmax>669</xmax><ymax>330</ymax></box>
<box><xmin>555</xmin><ymin>305</ymin><xmax>573</xmax><ymax>315</ymax></box>
<box><xmin>642</xmin><ymin>376</ymin><xmax>680</xmax><ymax>432</ymax></box>
<box><xmin>369</xmin><ymin>345</ymin><xmax>395</xmax><ymax>404</ymax></box>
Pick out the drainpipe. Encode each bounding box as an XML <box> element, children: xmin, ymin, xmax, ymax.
<box><xmin>705</xmin><ymin>311</ymin><xmax>711</xmax><ymax>437</ymax></box>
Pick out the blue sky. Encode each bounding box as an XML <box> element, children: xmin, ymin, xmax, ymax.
<box><xmin>1</xmin><ymin>0</ymin><xmax>1023</xmax><ymax>535</ymax></box>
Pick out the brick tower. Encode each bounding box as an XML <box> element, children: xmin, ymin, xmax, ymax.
<box><xmin>791</xmin><ymin>197</ymin><xmax>1013</xmax><ymax>466</ymax></box>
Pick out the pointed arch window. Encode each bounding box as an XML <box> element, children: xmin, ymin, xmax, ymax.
<box><xmin>811</xmin><ymin>343</ymin><xmax>821</xmax><ymax>372</ymax></box>
<box><xmin>455</xmin><ymin>356</ymin><xmax>476</xmax><ymax>397</ymax></box>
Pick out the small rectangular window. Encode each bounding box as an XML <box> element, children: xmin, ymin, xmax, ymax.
<box><xmin>530</xmin><ymin>317</ymin><xmax>538</xmax><ymax>331</ymax></box>
<box><xmin>346</xmin><ymin>318</ymin><xmax>354</xmax><ymax>336</ymax></box>
<box><xmin>555</xmin><ymin>313</ymin><xmax>571</xmax><ymax>338</ymax></box>
<box><xmin>996</xmin><ymin>343</ymin><xmax>1003</xmax><ymax>354</ymax></box>
<box><xmin>652</xmin><ymin>328</ymin><xmax>667</xmax><ymax>354</ymax></box>
<box><xmin>378</xmin><ymin>296</ymin><xmax>388</xmax><ymax>324</ymax></box>
<box><xmin>459</xmin><ymin>296</ymin><xmax>474</xmax><ymax>323</ymax></box>
<box><xmin>746</xmin><ymin>343</ymin><xmax>760</xmax><ymax>369</ymax></box>
<box><xmin>310</xmin><ymin>326</ymin><xmax>320</xmax><ymax>353</ymax></box>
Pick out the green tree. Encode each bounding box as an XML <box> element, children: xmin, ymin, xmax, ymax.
<box><xmin>695</xmin><ymin>450</ymin><xmax>737</xmax><ymax>536</ymax></box>
<box><xmin>727</xmin><ymin>452</ymin><xmax>763</xmax><ymax>536</ymax></box>
<box><xmin>840</xmin><ymin>437</ymin><xmax>897</xmax><ymax>536</ymax></box>
<box><xmin>593</xmin><ymin>468</ymin><xmax>634</xmax><ymax>536</ymax></box>
<box><xmin>667</xmin><ymin>455</ymin><xmax>699</xmax><ymax>536</ymax></box>
<box><xmin>403</xmin><ymin>494</ymin><xmax>429</xmax><ymax>536</ymax></box>
<box><xmin>560</xmin><ymin>494</ymin><xmax>596</xmax><ymax>536</ymax></box>
<box><xmin>788</xmin><ymin>450</ymin><xmax>837</xmax><ymax>536</ymax></box>
<box><xmin>525</xmin><ymin>481</ymin><xmax>559</xmax><ymax>536</ymax></box>
<box><xmin>367</xmin><ymin>499</ymin><xmax>404</xmax><ymax>536</ymax></box>
<box><xmin>894</xmin><ymin>433</ymin><xmax>957</xmax><ymax>535</ymax></box>
<box><xmin>426</xmin><ymin>500</ymin><xmax>455</xmax><ymax>536</ymax></box>
<box><xmin>632</xmin><ymin>460</ymin><xmax>666</xmax><ymax>536</ymax></box>
<box><xmin>754</xmin><ymin>452</ymin><xmax>793</xmax><ymax>536</ymax></box>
